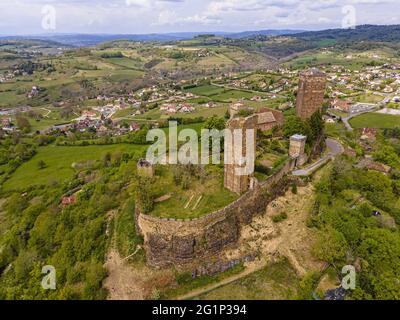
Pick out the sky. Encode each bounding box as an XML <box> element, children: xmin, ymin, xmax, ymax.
<box><xmin>0</xmin><ymin>0</ymin><xmax>399</xmax><ymax>35</ymax></box>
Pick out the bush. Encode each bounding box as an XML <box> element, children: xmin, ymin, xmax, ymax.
<box><xmin>37</xmin><ymin>160</ymin><xmax>47</xmax><ymax>170</ymax></box>
<box><xmin>272</xmin><ymin>212</ymin><xmax>288</xmax><ymax>223</ymax></box>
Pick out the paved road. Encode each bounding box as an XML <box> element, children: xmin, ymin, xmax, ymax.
<box><xmin>341</xmin><ymin>92</ymin><xmax>395</xmax><ymax>131</ymax></box>
<box><xmin>292</xmin><ymin>138</ymin><xmax>344</xmax><ymax>176</ymax></box>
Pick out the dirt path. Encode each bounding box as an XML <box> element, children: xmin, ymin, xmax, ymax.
<box><xmin>103</xmin><ymin>210</ymin><xmax>146</xmax><ymax>300</ymax></box>
<box><xmin>103</xmin><ymin>210</ymin><xmax>176</xmax><ymax>300</ymax></box>
<box><xmin>176</xmin><ymin>258</ymin><xmax>270</xmax><ymax>300</ymax></box>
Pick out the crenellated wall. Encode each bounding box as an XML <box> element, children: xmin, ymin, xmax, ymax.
<box><xmin>136</xmin><ymin>158</ymin><xmax>300</xmax><ymax>267</ymax></box>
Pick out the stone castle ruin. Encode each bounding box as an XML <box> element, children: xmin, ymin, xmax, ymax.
<box><xmin>137</xmin><ymin>159</ymin><xmax>154</xmax><ymax>177</ymax></box>
<box><xmin>135</xmin><ymin>68</ymin><xmax>326</xmax><ymax>269</ymax></box>
<box><xmin>229</xmin><ymin>103</ymin><xmax>284</xmax><ymax>132</ymax></box>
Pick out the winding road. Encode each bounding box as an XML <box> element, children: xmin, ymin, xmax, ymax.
<box><xmin>292</xmin><ymin>138</ymin><xmax>344</xmax><ymax>176</ymax></box>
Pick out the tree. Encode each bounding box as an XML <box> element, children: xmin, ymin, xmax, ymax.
<box><xmin>313</xmin><ymin>227</ymin><xmax>348</xmax><ymax>265</ymax></box>
<box><xmin>16</xmin><ymin>115</ymin><xmax>31</xmax><ymax>132</ymax></box>
<box><xmin>203</xmin><ymin>116</ymin><xmax>226</xmax><ymax>131</ymax></box>
<box><xmin>283</xmin><ymin>115</ymin><xmax>306</xmax><ymax>138</ymax></box>
<box><xmin>37</xmin><ymin>160</ymin><xmax>47</xmax><ymax>170</ymax></box>
<box><xmin>373</xmin><ymin>145</ymin><xmax>400</xmax><ymax>168</ymax></box>
<box><xmin>135</xmin><ymin>178</ymin><xmax>154</xmax><ymax>214</ymax></box>
<box><xmin>307</xmin><ymin>110</ymin><xmax>324</xmax><ymax>143</ymax></box>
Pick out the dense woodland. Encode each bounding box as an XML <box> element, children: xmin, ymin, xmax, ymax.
<box><xmin>311</xmin><ymin>132</ymin><xmax>400</xmax><ymax>299</ymax></box>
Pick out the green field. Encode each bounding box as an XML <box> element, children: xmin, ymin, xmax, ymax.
<box><xmin>105</xmin><ymin>57</ymin><xmax>143</xmax><ymax>70</ymax></box>
<box><xmin>353</xmin><ymin>93</ymin><xmax>383</xmax><ymax>104</ymax></box>
<box><xmin>184</xmin><ymin>84</ymin><xmax>263</xmax><ymax>102</ymax></box>
<box><xmin>0</xmin><ymin>91</ymin><xmax>27</xmax><ymax>106</ymax></box>
<box><xmin>349</xmin><ymin>113</ymin><xmax>400</xmax><ymax>129</ymax></box>
<box><xmin>150</xmin><ymin>165</ymin><xmax>238</xmax><ymax>219</ymax></box>
<box><xmin>285</xmin><ymin>48</ymin><xmax>394</xmax><ymax>70</ymax></box>
<box><xmin>2</xmin><ymin>144</ymin><xmax>147</xmax><ymax>191</ymax></box>
<box><xmin>184</xmin><ymin>85</ymin><xmax>226</xmax><ymax>96</ymax></box>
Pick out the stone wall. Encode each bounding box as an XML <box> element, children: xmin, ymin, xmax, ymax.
<box><xmin>136</xmin><ymin>158</ymin><xmax>299</xmax><ymax>268</ymax></box>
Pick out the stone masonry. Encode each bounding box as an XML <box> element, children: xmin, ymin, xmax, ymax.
<box><xmin>296</xmin><ymin>68</ymin><xmax>327</xmax><ymax>120</ymax></box>
<box><xmin>224</xmin><ymin>115</ymin><xmax>258</xmax><ymax>195</ymax></box>
<box><xmin>289</xmin><ymin>134</ymin><xmax>308</xmax><ymax>167</ymax></box>
<box><xmin>136</xmin><ymin>158</ymin><xmax>303</xmax><ymax>268</ymax></box>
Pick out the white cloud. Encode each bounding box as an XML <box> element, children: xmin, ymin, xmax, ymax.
<box><xmin>0</xmin><ymin>0</ymin><xmax>398</xmax><ymax>34</ymax></box>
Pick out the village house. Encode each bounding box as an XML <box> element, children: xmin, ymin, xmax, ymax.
<box><xmin>160</xmin><ymin>104</ymin><xmax>179</xmax><ymax>113</ymax></box>
<box><xmin>1</xmin><ymin>118</ymin><xmax>12</xmax><ymax>128</ymax></box>
<box><xmin>256</xmin><ymin>107</ymin><xmax>285</xmax><ymax>131</ymax></box>
<box><xmin>61</xmin><ymin>194</ymin><xmax>77</xmax><ymax>207</ymax></box>
<box><xmin>251</xmin><ymin>96</ymin><xmax>263</xmax><ymax>101</ymax></box>
<box><xmin>331</xmin><ymin>99</ymin><xmax>352</xmax><ymax>112</ymax></box>
<box><xmin>27</xmin><ymin>86</ymin><xmax>39</xmax><ymax>99</ymax></box>
<box><xmin>81</xmin><ymin>110</ymin><xmax>98</xmax><ymax>120</ymax></box>
<box><xmin>129</xmin><ymin>122</ymin><xmax>140</xmax><ymax>132</ymax></box>
<box><xmin>324</xmin><ymin>116</ymin><xmax>336</xmax><ymax>124</ymax></box>
<box><xmin>97</xmin><ymin>125</ymin><xmax>108</xmax><ymax>135</ymax></box>
<box><xmin>366</xmin><ymin>161</ymin><xmax>392</xmax><ymax>174</ymax></box>
<box><xmin>344</xmin><ymin>147</ymin><xmax>357</xmax><ymax>158</ymax></box>
<box><xmin>356</xmin><ymin>158</ymin><xmax>392</xmax><ymax>175</ymax></box>
<box><xmin>179</xmin><ymin>104</ymin><xmax>195</xmax><ymax>113</ymax></box>
<box><xmin>360</xmin><ymin>128</ymin><xmax>378</xmax><ymax>141</ymax></box>
<box><xmin>204</xmin><ymin>102</ymin><xmax>215</xmax><ymax>108</ymax></box>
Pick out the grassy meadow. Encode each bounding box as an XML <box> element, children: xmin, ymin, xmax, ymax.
<box><xmin>2</xmin><ymin>144</ymin><xmax>147</xmax><ymax>191</ymax></box>
<box><xmin>349</xmin><ymin>113</ymin><xmax>400</xmax><ymax>129</ymax></box>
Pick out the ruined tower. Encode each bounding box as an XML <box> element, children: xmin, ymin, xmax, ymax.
<box><xmin>224</xmin><ymin>115</ymin><xmax>258</xmax><ymax>194</ymax></box>
<box><xmin>289</xmin><ymin>134</ymin><xmax>307</xmax><ymax>167</ymax></box>
<box><xmin>137</xmin><ymin>159</ymin><xmax>154</xmax><ymax>178</ymax></box>
<box><xmin>296</xmin><ymin>68</ymin><xmax>327</xmax><ymax>120</ymax></box>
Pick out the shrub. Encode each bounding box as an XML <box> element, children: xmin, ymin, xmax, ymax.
<box><xmin>272</xmin><ymin>212</ymin><xmax>288</xmax><ymax>223</ymax></box>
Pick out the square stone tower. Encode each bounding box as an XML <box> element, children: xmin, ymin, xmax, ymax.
<box><xmin>224</xmin><ymin>115</ymin><xmax>258</xmax><ymax>194</ymax></box>
<box><xmin>289</xmin><ymin>134</ymin><xmax>307</xmax><ymax>166</ymax></box>
<box><xmin>296</xmin><ymin>68</ymin><xmax>327</xmax><ymax>120</ymax></box>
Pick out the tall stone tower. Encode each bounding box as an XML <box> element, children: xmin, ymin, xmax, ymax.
<box><xmin>296</xmin><ymin>68</ymin><xmax>326</xmax><ymax>120</ymax></box>
<box><xmin>224</xmin><ymin>115</ymin><xmax>258</xmax><ymax>195</ymax></box>
<box><xmin>289</xmin><ymin>134</ymin><xmax>307</xmax><ymax>167</ymax></box>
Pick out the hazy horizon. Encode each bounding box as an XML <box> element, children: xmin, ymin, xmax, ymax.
<box><xmin>1</xmin><ymin>0</ymin><xmax>399</xmax><ymax>35</ymax></box>
<box><xmin>0</xmin><ymin>28</ymin><xmax>310</xmax><ymax>37</ymax></box>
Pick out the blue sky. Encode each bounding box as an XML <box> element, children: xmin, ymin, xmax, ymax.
<box><xmin>1</xmin><ymin>0</ymin><xmax>399</xmax><ymax>35</ymax></box>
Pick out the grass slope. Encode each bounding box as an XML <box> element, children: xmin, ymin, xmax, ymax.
<box><xmin>349</xmin><ymin>113</ymin><xmax>400</xmax><ymax>129</ymax></box>
<box><xmin>2</xmin><ymin>144</ymin><xmax>146</xmax><ymax>191</ymax></box>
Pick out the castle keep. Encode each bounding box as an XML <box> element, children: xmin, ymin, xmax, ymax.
<box><xmin>289</xmin><ymin>134</ymin><xmax>307</xmax><ymax>167</ymax></box>
<box><xmin>137</xmin><ymin>159</ymin><xmax>154</xmax><ymax>177</ymax></box>
<box><xmin>135</xmin><ymin>105</ymin><xmax>312</xmax><ymax>268</ymax></box>
<box><xmin>224</xmin><ymin>115</ymin><xmax>258</xmax><ymax>195</ymax></box>
<box><xmin>296</xmin><ymin>68</ymin><xmax>327</xmax><ymax>120</ymax></box>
